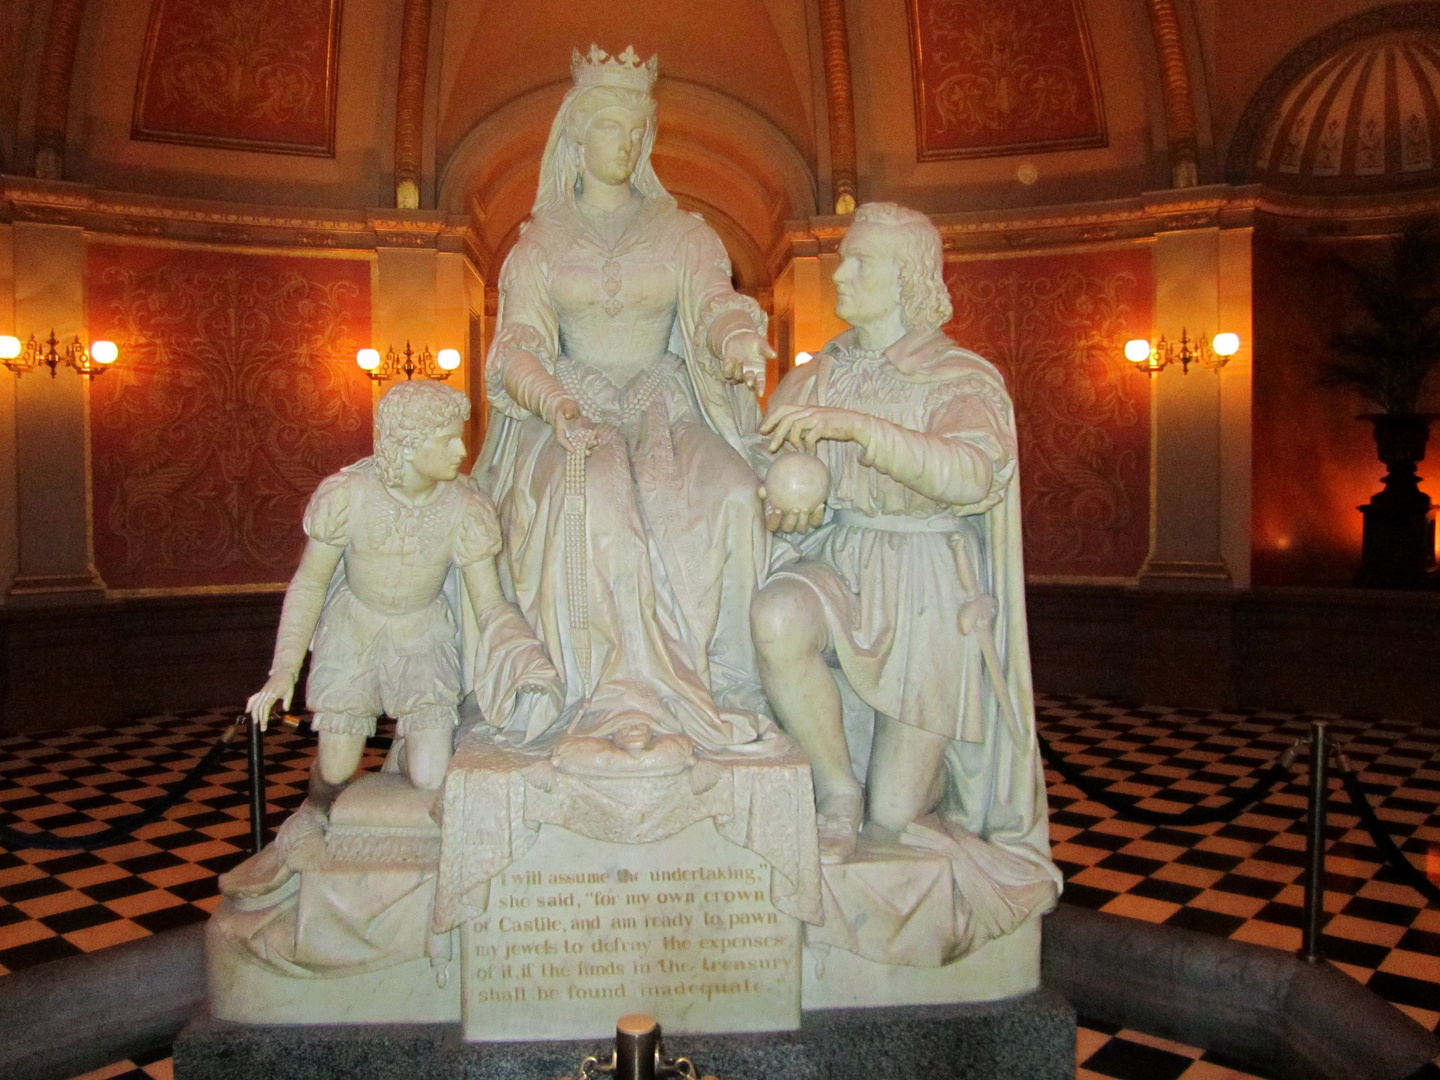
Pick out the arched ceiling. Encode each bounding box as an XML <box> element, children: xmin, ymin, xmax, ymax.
<box><xmin>1251</xmin><ymin>30</ymin><xmax>1440</xmax><ymax>194</ymax></box>
<box><xmin>440</xmin><ymin>79</ymin><xmax>817</xmax><ymax>288</ymax></box>
<box><xmin>435</xmin><ymin>0</ymin><xmax>816</xmax><ymax>172</ymax></box>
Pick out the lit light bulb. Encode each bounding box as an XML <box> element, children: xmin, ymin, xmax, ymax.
<box><xmin>90</xmin><ymin>340</ymin><xmax>118</xmax><ymax>365</ymax></box>
<box><xmin>794</xmin><ymin>351</ymin><xmax>813</xmax><ymax>365</ymax></box>
<box><xmin>0</xmin><ymin>336</ymin><xmax>19</xmax><ymax>360</ymax></box>
<box><xmin>437</xmin><ymin>348</ymin><xmax>461</xmax><ymax>371</ymax></box>
<box><xmin>356</xmin><ymin>348</ymin><xmax>381</xmax><ymax>371</ymax></box>
<box><xmin>1124</xmin><ymin>339</ymin><xmax>1152</xmax><ymax>363</ymax></box>
<box><xmin>1211</xmin><ymin>332</ymin><xmax>1240</xmax><ymax>357</ymax></box>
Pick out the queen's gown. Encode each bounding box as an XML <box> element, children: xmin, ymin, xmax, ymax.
<box><xmin>473</xmin><ymin>196</ymin><xmax>775</xmax><ymax>753</ymax></box>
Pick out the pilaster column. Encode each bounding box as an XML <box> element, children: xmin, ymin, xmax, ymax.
<box><xmin>9</xmin><ymin>220</ymin><xmax>105</xmax><ymax>600</ymax></box>
<box><xmin>0</xmin><ymin>225</ymin><xmax>18</xmax><ymax>598</ymax></box>
<box><xmin>375</xmin><ymin>247</ymin><xmax>437</xmax><ymax>360</ymax></box>
<box><xmin>1218</xmin><ymin>227</ymin><xmax>1254</xmax><ymax>589</ymax></box>
<box><xmin>1139</xmin><ymin>226</ymin><xmax>1229</xmax><ymax>587</ymax></box>
<box><xmin>774</xmin><ymin>251</ymin><xmax>846</xmax><ymax>360</ymax></box>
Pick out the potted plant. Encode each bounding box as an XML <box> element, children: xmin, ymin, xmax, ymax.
<box><xmin>1320</xmin><ymin>221</ymin><xmax>1440</xmax><ymax>588</ymax></box>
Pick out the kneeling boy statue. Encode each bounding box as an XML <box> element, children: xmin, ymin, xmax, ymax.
<box><xmin>247</xmin><ymin>380</ymin><xmax>559</xmax><ymax>810</ymax></box>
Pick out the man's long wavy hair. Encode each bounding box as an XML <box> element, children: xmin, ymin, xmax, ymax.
<box><xmin>373</xmin><ymin>382</ymin><xmax>470</xmax><ymax>487</ymax></box>
<box><xmin>852</xmin><ymin>203</ymin><xmax>953</xmax><ymax>332</ymax></box>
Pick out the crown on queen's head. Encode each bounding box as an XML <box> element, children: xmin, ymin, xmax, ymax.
<box><xmin>570</xmin><ymin>44</ymin><xmax>658</xmax><ymax>94</ymax></box>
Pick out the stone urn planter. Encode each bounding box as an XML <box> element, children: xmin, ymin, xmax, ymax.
<box><xmin>1355</xmin><ymin>414</ymin><xmax>1437</xmax><ymax>588</ymax></box>
<box><xmin>1317</xmin><ymin>223</ymin><xmax>1440</xmax><ymax>588</ymax></box>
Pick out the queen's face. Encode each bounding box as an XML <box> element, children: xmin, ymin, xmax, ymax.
<box><xmin>833</xmin><ymin>224</ymin><xmax>904</xmax><ymax>329</ymax></box>
<box><xmin>581</xmin><ymin>105</ymin><xmax>649</xmax><ymax>187</ymax></box>
<box><xmin>408</xmin><ymin>420</ymin><xmax>466</xmax><ymax>483</ymax></box>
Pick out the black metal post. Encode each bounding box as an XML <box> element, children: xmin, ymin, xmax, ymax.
<box><xmin>247</xmin><ymin>716</ymin><xmax>267</xmax><ymax>854</ymax></box>
<box><xmin>1301</xmin><ymin>720</ymin><xmax>1329</xmax><ymax>964</ymax></box>
<box><xmin>615</xmin><ymin>1014</ymin><xmax>659</xmax><ymax>1080</ymax></box>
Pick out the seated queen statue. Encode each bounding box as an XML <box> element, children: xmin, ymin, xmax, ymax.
<box><xmin>471</xmin><ymin>45</ymin><xmax>779</xmax><ymax>758</ymax></box>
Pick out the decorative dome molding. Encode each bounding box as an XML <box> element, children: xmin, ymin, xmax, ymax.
<box><xmin>1227</xmin><ymin>3</ymin><xmax>1440</xmax><ymax>193</ymax></box>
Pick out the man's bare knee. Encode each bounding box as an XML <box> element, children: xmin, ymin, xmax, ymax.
<box><xmin>751</xmin><ymin>581</ymin><xmax>825</xmax><ymax>658</ymax></box>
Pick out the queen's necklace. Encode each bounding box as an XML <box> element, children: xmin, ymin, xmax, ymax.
<box><xmin>577</xmin><ymin>197</ymin><xmax>642</xmax><ymax>318</ymax></box>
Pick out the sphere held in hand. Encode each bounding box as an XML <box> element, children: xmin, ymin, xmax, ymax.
<box><xmin>766</xmin><ymin>451</ymin><xmax>830</xmax><ymax>512</ymax></box>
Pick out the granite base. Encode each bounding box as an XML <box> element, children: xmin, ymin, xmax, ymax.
<box><xmin>173</xmin><ymin>988</ymin><xmax>1075</xmax><ymax>1080</ymax></box>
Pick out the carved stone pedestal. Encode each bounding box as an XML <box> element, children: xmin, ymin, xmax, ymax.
<box><xmin>173</xmin><ymin>989</ymin><xmax>1076</xmax><ymax>1080</ymax></box>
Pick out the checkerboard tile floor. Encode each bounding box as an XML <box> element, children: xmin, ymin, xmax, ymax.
<box><xmin>1</xmin><ymin>697</ymin><xmax>1436</xmax><ymax>1080</ymax></box>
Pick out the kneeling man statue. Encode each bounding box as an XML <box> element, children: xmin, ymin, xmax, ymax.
<box><xmin>753</xmin><ymin>203</ymin><xmax>1059</xmax><ymax>966</ymax></box>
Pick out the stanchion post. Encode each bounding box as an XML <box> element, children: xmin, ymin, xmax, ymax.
<box><xmin>616</xmin><ymin>1014</ymin><xmax>659</xmax><ymax>1080</ymax></box>
<box><xmin>1301</xmin><ymin>720</ymin><xmax>1329</xmax><ymax>964</ymax></box>
<box><xmin>248</xmin><ymin>716</ymin><xmax>267</xmax><ymax>854</ymax></box>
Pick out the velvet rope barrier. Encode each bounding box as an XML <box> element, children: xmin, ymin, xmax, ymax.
<box><xmin>1335</xmin><ymin>753</ymin><xmax>1440</xmax><ymax>908</ymax></box>
<box><xmin>0</xmin><ymin>720</ymin><xmax>241</xmax><ymax>852</ymax></box>
<box><xmin>1037</xmin><ymin>733</ymin><xmax>1300</xmax><ymax>827</ymax></box>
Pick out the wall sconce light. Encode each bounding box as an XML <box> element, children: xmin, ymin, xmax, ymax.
<box><xmin>355</xmin><ymin>342</ymin><xmax>461</xmax><ymax>383</ymax></box>
<box><xmin>1123</xmin><ymin>329</ymin><xmax>1240</xmax><ymax>375</ymax></box>
<box><xmin>0</xmin><ymin>331</ymin><xmax>119</xmax><ymax>378</ymax></box>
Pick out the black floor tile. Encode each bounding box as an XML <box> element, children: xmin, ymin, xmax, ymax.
<box><xmin>197</xmin><ymin>850</ymin><xmax>250</xmax><ymax>875</ymax></box>
<box><xmin>115</xmin><ymin>851</ymin><xmax>184</xmax><ymax>874</ymax></box>
<box><xmin>1097</xmin><ymin>852</ymin><xmax>1167</xmax><ymax>877</ymax></box>
<box><xmin>1163</xmin><ymin>905</ymin><xmax>1247</xmax><ymax>938</ymax></box>
<box><xmin>1058</xmin><ymin>883</ymin><xmax>1118</xmax><ymax>910</ymax></box>
<box><xmin>1176</xmin><ymin>849</ymin><xmax>1243</xmax><ymax>873</ymax></box>
<box><xmin>1253</xmin><ymin>901</ymin><xmax>1305</xmax><ymax>928</ymax></box>
<box><xmin>1129</xmin><ymin>877</ymin><xmax>1203</xmax><ymax>905</ymax></box>
<box><xmin>1367</xmin><ymin>970</ymin><xmax>1440</xmax><ymax>1012</ymax></box>
<box><xmin>40</xmin><ymin>903</ymin><xmax>123</xmax><ymax>935</ymax></box>
<box><xmin>1342</xmin><ymin>896</ymin><xmax>1425</xmax><ymax>927</ymax></box>
<box><xmin>167</xmin><ymin>876</ymin><xmax>220</xmax><ymax>903</ymax></box>
<box><xmin>0</xmin><ymin>934</ymin><xmax>84</xmax><ymax>971</ymax></box>
<box><xmin>1316</xmin><ymin>934</ymin><xmax>1391</xmax><ymax>970</ymax></box>
<box><xmin>1397</xmin><ymin>927</ymin><xmax>1440</xmax><ymax>955</ymax></box>
<box><xmin>132</xmin><ymin>903</ymin><xmax>208</xmax><ymax>934</ymax></box>
<box><xmin>1082</xmin><ymin>1036</ymin><xmax>1193</xmax><ymax>1080</ymax></box>
<box><xmin>1213</xmin><ymin>874</ymin><xmax>1285</xmax><ymax>901</ymax></box>
<box><xmin>81</xmin><ymin>876</ymin><xmax>157</xmax><ymax>902</ymax></box>
<box><xmin>0</xmin><ymin>876</ymin><xmax>69</xmax><ymax>903</ymax></box>
<box><xmin>30</xmin><ymin>851</ymin><xmax>103</xmax><ymax>875</ymax></box>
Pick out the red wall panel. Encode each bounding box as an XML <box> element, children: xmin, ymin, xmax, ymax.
<box><xmin>87</xmin><ymin>243</ymin><xmax>372</xmax><ymax>591</ymax></box>
<box><xmin>907</xmin><ymin>0</ymin><xmax>1107</xmax><ymax>160</ymax></box>
<box><xmin>944</xmin><ymin>247</ymin><xmax>1152</xmax><ymax>577</ymax></box>
<box><xmin>131</xmin><ymin>0</ymin><xmax>342</xmax><ymax>155</ymax></box>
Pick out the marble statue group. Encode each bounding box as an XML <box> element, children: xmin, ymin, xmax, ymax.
<box><xmin>207</xmin><ymin>44</ymin><xmax>1059</xmax><ymax>1035</ymax></box>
